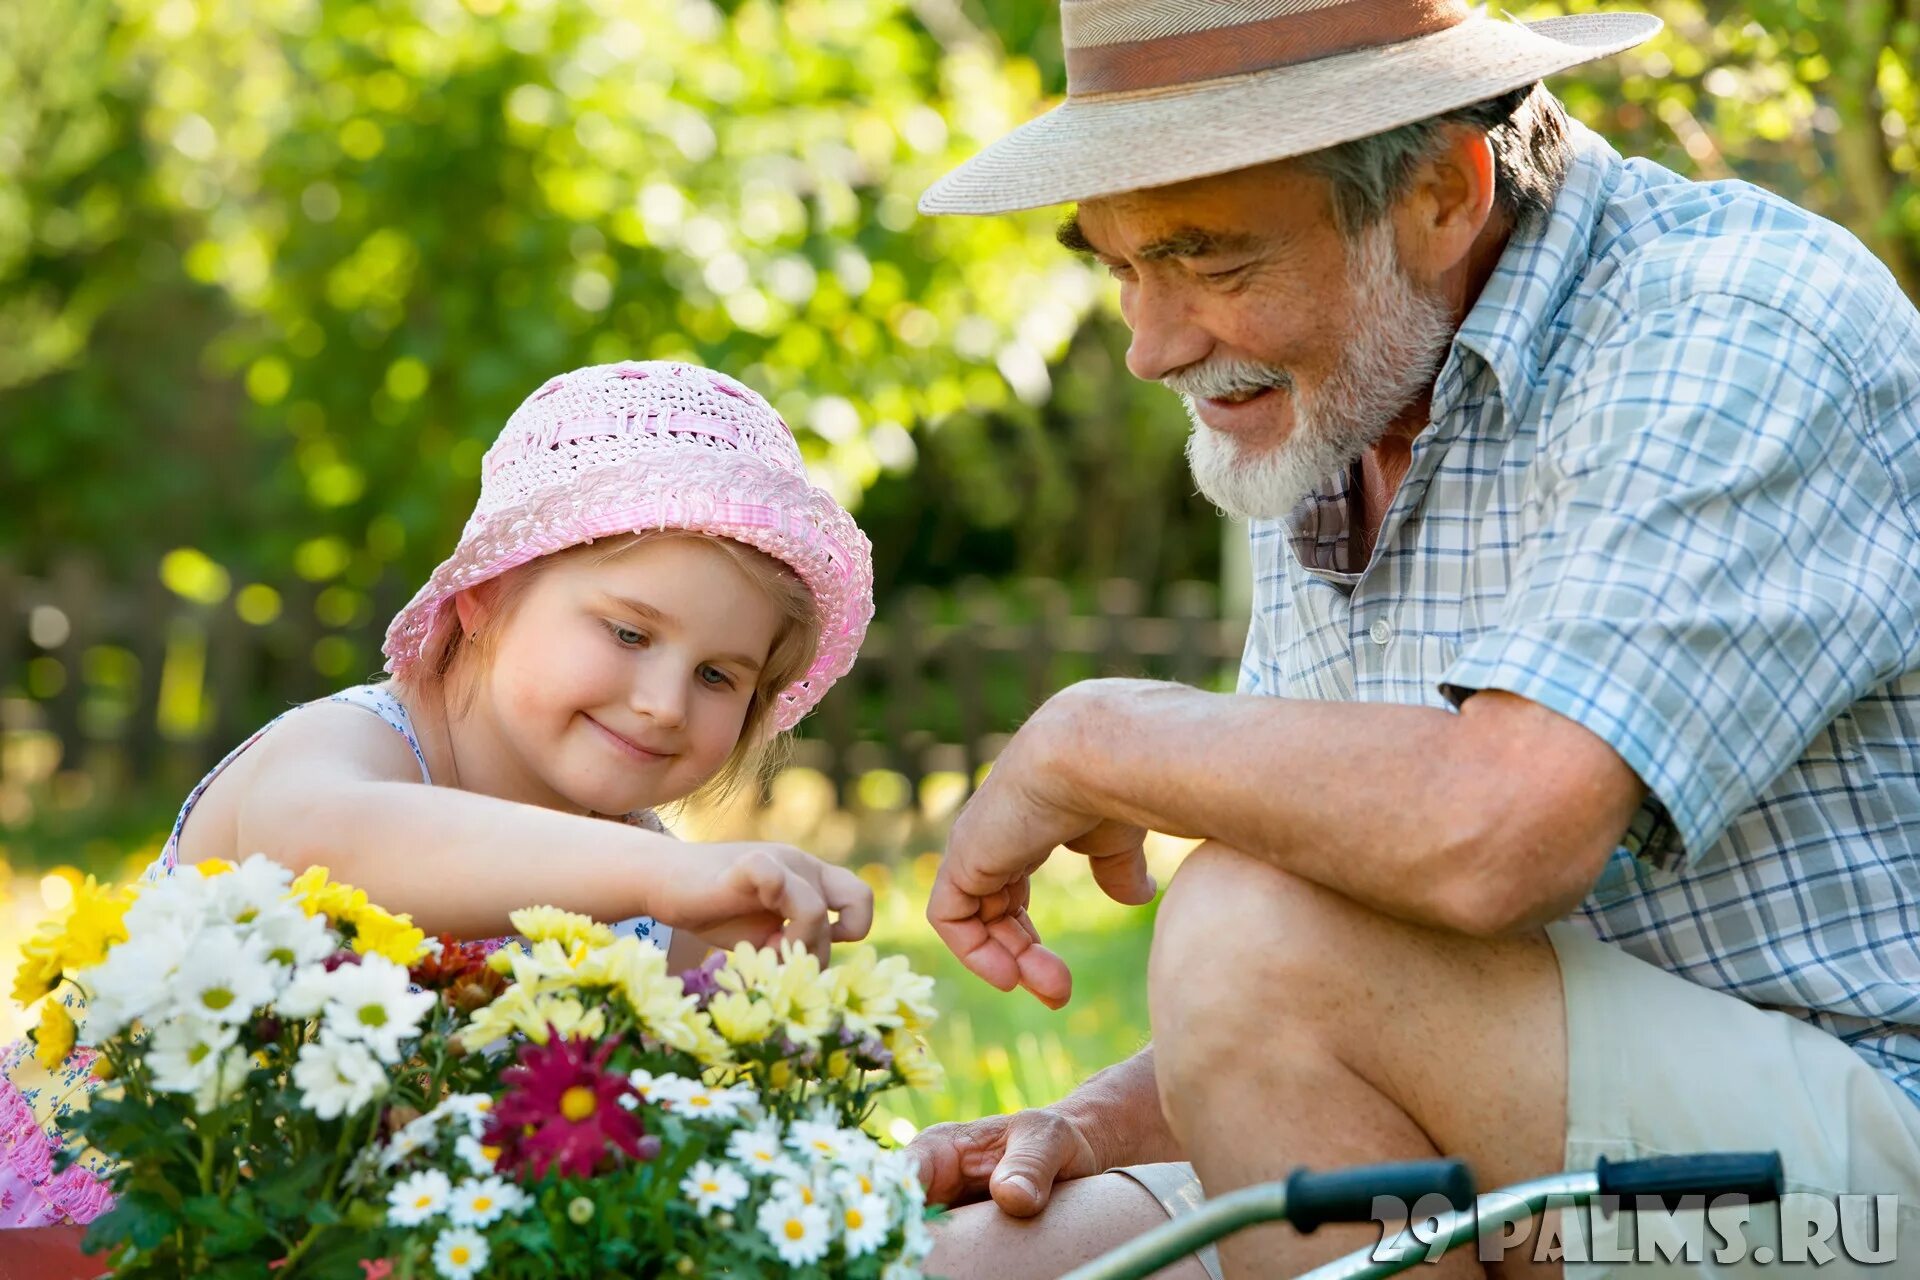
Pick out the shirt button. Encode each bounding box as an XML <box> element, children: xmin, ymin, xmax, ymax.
<box><xmin>1368</xmin><ymin>619</ymin><xmax>1392</xmax><ymax>646</ymax></box>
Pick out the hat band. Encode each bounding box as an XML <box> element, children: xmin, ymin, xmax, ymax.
<box><xmin>1065</xmin><ymin>0</ymin><xmax>1471</xmax><ymax>97</ymax></box>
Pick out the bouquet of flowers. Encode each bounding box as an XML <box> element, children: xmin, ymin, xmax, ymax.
<box><xmin>14</xmin><ymin>855</ymin><xmax>454</xmax><ymax>1278</ymax></box>
<box><xmin>359</xmin><ymin>909</ymin><xmax>942</xmax><ymax>1278</ymax></box>
<box><xmin>15</xmin><ymin>862</ymin><xmax>946</xmax><ymax>1279</ymax></box>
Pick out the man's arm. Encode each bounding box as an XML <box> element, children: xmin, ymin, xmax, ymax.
<box><xmin>928</xmin><ymin>680</ymin><xmax>1644</xmax><ymax>1004</ymax></box>
<box><xmin>1051</xmin><ymin>680</ymin><xmax>1643</xmax><ymax>935</ymax></box>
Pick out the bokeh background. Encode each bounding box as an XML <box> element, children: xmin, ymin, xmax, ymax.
<box><xmin>3</xmin><ymin>0</ymin><xmax>1916</xmax><ymax>1140</ymax></box>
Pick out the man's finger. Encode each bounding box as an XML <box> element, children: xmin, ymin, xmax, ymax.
<box><xmin>1088</xmin><ymin>848</ymin><xmax>1158</xmax><ymax>906</ymax></box>
<box><xmin>988</xmin><ymin>1116</ymin><xmax>1075</xmax><ymax>1217</ymax></box>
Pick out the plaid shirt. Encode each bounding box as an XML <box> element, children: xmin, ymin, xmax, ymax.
<box><xmin>1239</xmin><ymin>121</ymin><xmax>1920</xmax><ymax>1105</ymax></box>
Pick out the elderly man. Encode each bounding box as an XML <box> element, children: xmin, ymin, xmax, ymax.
<box><xmin>907</xmin><ymin>2</ymin><xmax>1920</xmax><ymax>1277</ymax></box>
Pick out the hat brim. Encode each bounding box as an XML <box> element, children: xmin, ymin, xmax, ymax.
<box><xmin>920</xmin><ymin>12</ymin><xmax>1660</xmax><ymax>215</ymax></box>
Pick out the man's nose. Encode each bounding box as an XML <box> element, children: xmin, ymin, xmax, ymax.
<box><xmin>1123</xmin><ymin>288</ymin><xmax>1213</xmax><ymax>384</ymax></box>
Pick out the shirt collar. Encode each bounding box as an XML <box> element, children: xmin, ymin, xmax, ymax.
<box><xmin>1445</xmin><ymin>119</ymin><xmax>1624</xmax><ymax>419</ymax></box>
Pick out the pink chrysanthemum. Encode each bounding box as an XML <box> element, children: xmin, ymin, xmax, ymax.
<box><xmin>484</xmin><ymin>1033</ymin><xmax>648</xmax><ymax>1181</ymax></box>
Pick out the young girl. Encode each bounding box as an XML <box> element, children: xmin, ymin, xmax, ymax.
<box><xmin>0</xmin><ymin>360</ymin><xmax>877</xmax><ymax>1228</ymax></box>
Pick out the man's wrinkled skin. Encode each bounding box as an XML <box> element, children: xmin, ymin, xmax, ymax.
<box><xmin>912</xmin><ymin>131</ymin><xmax>1646</xmax><ymax>1279</ymax></box>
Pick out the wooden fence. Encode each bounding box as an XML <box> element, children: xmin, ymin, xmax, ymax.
<box><xmin>0</xmin><ymin>556</ymin><xmax>1250</xmax><ymax>832</ymax></box>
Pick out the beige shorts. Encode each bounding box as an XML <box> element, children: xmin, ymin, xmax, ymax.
<box><xmin>1116</xmin><ymin>922</ymin><xmax>1920</xmax><ymax>1276</ymax></box>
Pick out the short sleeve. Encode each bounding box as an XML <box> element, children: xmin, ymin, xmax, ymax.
<box><xmin>1440</xmin><ymin>294</ymin><xmax>1920</xmax><ymax>866</ymax></box>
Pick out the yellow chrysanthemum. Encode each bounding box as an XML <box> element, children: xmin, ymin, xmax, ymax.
<box><xmin>886</xmin><ymin>1029</ymin><xmax>944</xmax><ymax>1090</ymax></box>
<box><xmin>827</xmin><ymin>947</ymin><xmax>938</xmax><ymax>1038</ymax></box>
<box><xmin>287</xmin><ymin>866</ymin><xmax>369</xmax><ymax>922</ymax></box>
<box><xmin>707</xmin><ymin>990</ymin><xmax>776</xmax><ymax>1045</ymax></box>
<box><xmin>10</xmin><ymin>946</ymin><xmax>65</xmax><ymax>1007</ymax></box>
<box><xmin>509</xmin><ymin>906</ymin><xmax>613</xmax><ymax>950</ymax></box>
<box><xmin>34</xmin><ymin>999</ymin><xmax>77</xmax><ymax>1069</ymax></box>
<box><xmin>349</xmin><ymin>904</ymin><xmax>431</xmax><ymax>965</ymax></box>
<box><xmin>11</xmin><ymin>876</ymin><xmax>134</xmax><ymax>1006</ymax></box>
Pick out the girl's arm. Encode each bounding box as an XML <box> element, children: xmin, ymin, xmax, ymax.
<box><xmin>210</xmin><ymin>703</ymin><xmax>870</xmax><ymax>956</ymax></box>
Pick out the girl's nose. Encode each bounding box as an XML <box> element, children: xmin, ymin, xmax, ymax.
<box><xmin>629</xmin><ymin>661</ymin><xmax>688</xmax><ymax>732</ymax></box>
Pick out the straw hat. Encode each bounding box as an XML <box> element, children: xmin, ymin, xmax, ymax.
<box><xmin>382</xmin><ymin>362</ymin><xmax>874</xmax><ymax>732</ymax></box>
<box><xmin>920</xmin><ymin>0</ymin><xmax>1660</xmax><ymax>215</ymax></box>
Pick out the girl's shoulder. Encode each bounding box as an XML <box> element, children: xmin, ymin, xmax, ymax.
<box><xmin>153</xmin><ymin>685</ymin><xmax>434</xmax><ymax>879</ymax></box>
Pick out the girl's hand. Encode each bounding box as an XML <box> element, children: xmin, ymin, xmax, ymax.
<box><xmin>651</xmin><ymin>841</ymin><xmax>873</xmax><ymax>962</ymax></box>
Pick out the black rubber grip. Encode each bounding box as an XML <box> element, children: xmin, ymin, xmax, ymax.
<box><xmin>1595</xmin><ymin>1153</ymin><xmax>1784</xmax><ymax>1209</ymax></box>
<box><xmin>1285</xmin><ymin>1159</ymin><xmax>1476</xmax><ymax>1235</ymax></box>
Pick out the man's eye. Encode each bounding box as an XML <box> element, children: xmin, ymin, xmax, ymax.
<box><xmin>1198</xmin><ymin>264</ymin><xmax>1247</xmax><ymax>282</ymax></box>
<box><xmin>1101</xmin><ymin>262</ymin><xmax>1136</xmax><ymax>282</ymax></box>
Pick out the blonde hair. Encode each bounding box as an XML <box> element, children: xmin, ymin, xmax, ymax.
<box><xmin>393</xmin><ymin>531</ymin><xmax>820</xmax><ymax>807</ymax></box>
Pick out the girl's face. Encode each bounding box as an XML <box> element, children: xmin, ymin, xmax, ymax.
<box><xmin>459</xmin><ymin>537</ymin><xmax>784</xmax><ymax>816</ymax></box>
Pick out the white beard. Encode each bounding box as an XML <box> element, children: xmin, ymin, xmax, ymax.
<box><xmin>1171</xmin><ymin>219</ymin><xmax>1457</xmax><ymax>521</ymax></box>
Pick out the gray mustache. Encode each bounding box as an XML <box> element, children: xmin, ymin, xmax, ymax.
<box><xmin>1162</xmin><ymin>359</ymin><xmax>1294</xmax><ymax>401</ymax></box>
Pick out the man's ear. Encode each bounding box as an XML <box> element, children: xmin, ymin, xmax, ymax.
<box><xmin>1393</xmin><ymin>125</ymin><xmax>1498</xmax><ymax>281</ymax></box>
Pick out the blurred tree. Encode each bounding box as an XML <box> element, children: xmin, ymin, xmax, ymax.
<box><xmin>0</xmin><ymin>0</ymin><xmax>1211</xmax><ymax>616</ymax></box>
<box><xmin>1</xmin><ymin>0</ymin><xmax>1914</xmax><ymax>623</ymax></box>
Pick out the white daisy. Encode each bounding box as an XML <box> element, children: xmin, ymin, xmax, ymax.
<box><xmin>292</xmin><ymin>1032</ymin><xmax>388</xmax><ymax>1120</ymax></box>
<box><xmin>145</xmin><ymin>1016</ymin><xmax>243</xmax><ymax>1112</ymax></box>
<box><xmin>453</xmin><ymin>1133</ymin><xmax>500</xmax><ymax>1177</ymax></box>
<box><xmin>250</xmin><ymin>906</ymin><xmax>335</xmax><ymax>973</ymax></box>
<box><xmin>434</xmin><ymin>1093</ymin><xmax>494</xmax><ymax>1133</ymax></box>
<box><xmin>447</xmin><ymin>1175</ymin><xmax>524</xmax><ymax>1228</ymax></box>
<box><xmin>653</xmin><ymin>1076</ymin><xmax>747</xmax><ymax>1122</ymax></box>
<box><xmin>431</xmin><ymin>1225</ymin><xmax>490</xmax><ymax>1280</ymax></box>
<box><xmin>204</xmin><ymin>854</ymin><xmax>296</xmax><ymax>927</ymax></box>
<box><xmin>787</xmin><ymin>1119</ymin><xmax>855</xmax><ymax>1164</ymax></box>
<box><xmin>386</xmin><ymin>1169</ymin><xmax>452</xmax><ymax>1227</ymax></box>
<box><xmin>274</xmin><ymin>962</ymin><xmax>335</xmax><ymax>1019</ymax></box>
<box><xmin>317</xmin><ymin>956</ymin><xmax>435</xmax><ymax>1062</ymax></box>
<box><xmin>727</xmin><ymin>1126</ymin><xmax>792</xmax><ymax>1177</ymax></box>
<box><xmin>757</xmin><ymin>1196</ymin><xmax>832</xmax><ymax>1266</ymax></box>
<box><xmin>680</xmin><ymin>1160</ymin><xmax>749</xmax><ymax>1215</ymax></box>
<box><xmin>77</xmin><ymin>917</ymin><xmax>195</xmax><ymax>1037</ymax></box>
<box><xmin>841</xmin><ymin>1191</ymin><xmax>893</xmax><ymax>1258</ymax></box>
<box><xmin>172</xmin><ymin>927</ymin><xmax>276</xmax><ymax>1023</ymax></box>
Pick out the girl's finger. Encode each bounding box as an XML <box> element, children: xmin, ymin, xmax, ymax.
<box><xmin>821</xmin><ymin>865</ymin><xmax>874</xmax><ymax>941</ymax></box>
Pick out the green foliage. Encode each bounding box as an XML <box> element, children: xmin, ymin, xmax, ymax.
<box><xmin>1532</xmin><ymin>0</ymin><xmax>1918</xmax><ymax>297</ymax></box>
<box><xmin>0</xmin><ymin>0</ymin><xmax>1147</xmax><ymax>596</ymax></box>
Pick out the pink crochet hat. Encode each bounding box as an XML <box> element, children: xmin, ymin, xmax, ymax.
<box><xmin>382</xmin><ymin>361</ymin><xmax>875</xmax><ymax>731</ymax></box>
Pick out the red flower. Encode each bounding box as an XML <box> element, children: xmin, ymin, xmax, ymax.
<box><xmin>409</xmin><ymin>937</ymin><xmax>506</xmax><ymax>1015</ymax></box>
<box><xmin>484</xmin><ymin>1034</ymin><xmax>647</xmax><ymax>1180</ymax></box>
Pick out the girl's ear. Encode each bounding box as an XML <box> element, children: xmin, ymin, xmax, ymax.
<box><xmin>452</xmin><ymin>588</ymin><xmax>483</xmax><ymax>639</ymax></box>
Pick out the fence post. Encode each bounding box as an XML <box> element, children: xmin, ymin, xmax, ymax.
<box><xmin>952</xmin><ymin>579</ymin><xmax>997</xmax><ymax>788</ymax></box>
<box><xmin>885</xmin><ymin>590</ymin><xmax>932</xmax><ymax>791</ymax></box>
<box><xmin>44</xmin><ymin>555</ymin><xmax>100</xmax><ymax>775</ymax></box>
<box><xmin>1096</xmin><ymin>578</ymin><xmax>1143</xmax><ymax>678</ymax></box>
<box><xmin>1166</xmin><ymin>580</ymin><xmax>1215</xmax><ymax>688</ymax></box>
<box><xmin>1022</xmin><ymin>578</ymin><xmax>1069</xmax><ymax>712</ymax></box>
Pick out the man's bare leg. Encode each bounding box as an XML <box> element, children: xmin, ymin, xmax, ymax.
<box><xmin>927</xmin><ymin>1174</ymin><xmax>1215</xmax><ymax>1280</ymax></box>
<box><xmin>1149</xmin><ymin>842</ymin><xmax>1570</xmax><ymax>1279</ymax></box>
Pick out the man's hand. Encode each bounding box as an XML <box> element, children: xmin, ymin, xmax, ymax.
<box><xmin>927</xmin><ymin>681</ymin><xmax>1161</xmax><ymax>1006</ymax></box>
<box><xmin>907</xmin><ymin>1108</ymin><xmax>1105</xmax><ymax>1216</ymax></box>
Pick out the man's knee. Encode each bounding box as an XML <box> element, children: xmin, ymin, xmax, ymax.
<box><xmin>1148</xmin><ymin>845</ymin><xmax>1347</xmax><ymax>1091</ymax></box>
<box><xmin>1150</xmin><ymin>842</ymin><xmax>1346</xmax><ymax>1003</ymax></box>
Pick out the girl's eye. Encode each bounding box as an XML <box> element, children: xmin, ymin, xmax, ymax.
<box><xmin>604</xmin><ymin>621</ymin><xmax>647</xmax><ymax>647</ymax></box>
<box><xmin>698</xmin><ymin>665</ymin><xmax>735</xmax><ymax>689</ymax></box>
